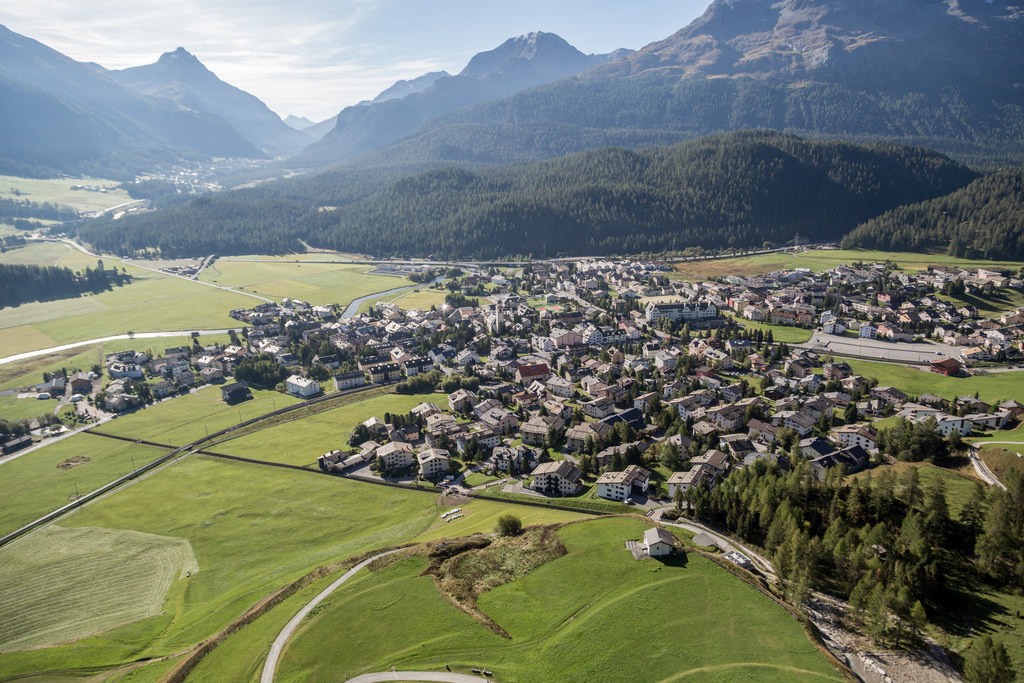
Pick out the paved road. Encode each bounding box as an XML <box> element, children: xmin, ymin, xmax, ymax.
<box><xmin>655</xmin><ymin>513</ymin><xmax>777</xmax><ymax>579</ymax></box>
<box><xmin>969</xmin><ymin>445</ymin><xmax>1009</xmax><ymax>490</ymax></box>
<box><xmin>261</xmin><ymin>550</ymin><xmax>402</xmax><ymax>683</ymax></box>
<box><xmin>346</xmin><ymin>673</ymin><xmax>488</xmax><ymax>683</ymax></box>
<box><xmin>0</xmin><ymin>330</ymin><xmax>238</xmax><ymax>367</ymax></box>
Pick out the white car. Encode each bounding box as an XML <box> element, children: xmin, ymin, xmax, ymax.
<box><xmin>70</xmin><ymin>394</ymin><xmax>85</xmax><ymax>403</ymax></box>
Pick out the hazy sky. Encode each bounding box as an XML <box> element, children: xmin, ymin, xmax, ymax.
<box><xmin>0</xmin><ymin>0</ymin><xmax>710</xmax><ymax>121</ymax></box>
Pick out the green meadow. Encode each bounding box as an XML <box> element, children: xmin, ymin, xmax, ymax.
<box><xmin>0</xmin><ymin>456</ymin><xmax>439</xmax><ymax>680</ymax></box>
<box><xmin>199</xmin><ymin>258</ymin><xmax>403</xmax><ymax>306</ymax></box>
<box><xmin>0</xmin><ymin>175</ymin><xmax>132</xmax><ymax>213</ymax></box>
<box><xmin>277</xmin><ymin>517</ymin><xmax>843</xmax><ymax>683</ymax></box>
<box><xmin>0</xmin><ymin>434</ymin><xmax>169</xmax><ymax>537</ymax></box>
<box><xmin>846</xmin><ymin>359</ymin><xmax>1024</xmax><ymax>404</ymax></box>
<box><xmin>213</xmin><ymin>392</ymin><xmax>448</xmax><ymax>466</ymax></box>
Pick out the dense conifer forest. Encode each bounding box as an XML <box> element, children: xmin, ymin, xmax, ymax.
<box><xmin>842</xmin><ymin>169</ymin><xmax>1024</xmax><ymax>259</ymax></box>
<box><xmin>75</xmin><ymin>132</ymin><xmax>977</xmax><ymax>259</ymax></box>
<box><xmin>0</xmin><ymin>262</ymin><xmax>127</xmax><ymax>308</ymax></box>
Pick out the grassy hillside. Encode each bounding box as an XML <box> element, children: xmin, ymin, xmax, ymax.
<box><xmin>277</xmin><ymin>518</ymin><xmax>843</xmax><ymax>683</ymax></box>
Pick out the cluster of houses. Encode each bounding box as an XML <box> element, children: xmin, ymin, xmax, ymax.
<box><xmin>227</xmin><ymin>257</ymin><xmax>1023</xmax><ymax>500</ymax></box>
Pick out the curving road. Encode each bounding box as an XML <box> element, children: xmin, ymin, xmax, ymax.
<box><xmin>262</xmin><ymin>549</ymin><xmax>403</xmax><ymax>683</ymax></box>
<box><xmin>345</xmin><ymin>673</ymin><xmax>486</xmax><ymax>683</ymax></box>
<box><xmin>968</xmin><ymin>445</ymin><xmax>1009</xmax><ymax>490</ymax></box>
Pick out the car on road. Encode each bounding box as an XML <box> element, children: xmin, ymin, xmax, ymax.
<box><xmin>70</xmin><ymin>394</ymin><xmax>84</xmax><ymax>402</ymax></box>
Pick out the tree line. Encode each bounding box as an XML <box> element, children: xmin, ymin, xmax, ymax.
<box><xmin>74</xmin><ymin>131</ymin><xmax>976</xmax><ymax>259</ymax></box>
<box><xmin>0</xmin><ymin>262</ymin><xmax>128</xmax><ymax>308</ymax></box>
<box><xmin>842</xmin><ymin>169</ymin><xmax>1024</xmax><ymax>260</ymax></box>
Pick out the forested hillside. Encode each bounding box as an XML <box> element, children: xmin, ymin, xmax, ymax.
<box><xmin>0</xmin><ymin>263</ymin><xmax>127</xmax><ymax>308</ymax></box>
<box><xmin>842</xmin><ymin>169</ymin><xmax>1024</xmax><ymax>260</ymax></box>
<box><xmin>76</xmin><ymin>131</ymin><xmax>977</xmax><ymax>259</ymax></box>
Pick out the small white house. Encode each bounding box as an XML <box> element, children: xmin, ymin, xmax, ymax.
<box><xmin>643</xmin><ymin>527</ymin><xmax>676</xmax><ymax>557</ymax></box>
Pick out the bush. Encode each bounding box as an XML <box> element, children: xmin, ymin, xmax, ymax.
<box><xmin>495</xmin><ymin>514</ymin><xmax>523</xmax><ymax>537</ymax></box>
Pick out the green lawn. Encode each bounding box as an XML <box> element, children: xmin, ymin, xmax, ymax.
<box><xmin>726</xmin><ymin>313</ymin><xmax>813</xmax><ymax>344</ymax></box>
<box><xmin>847</xmin><ymin>359</ymin><xmax>1024</xmax><ymax>404</ymax></box>
<box><xmin>90</xmin><ymin>386</ymin><xmax>300</xmax><ymax>447</ymax></box>
<box><xmin>0</xmin><ymin>435</ymin><xmax>170</xmax><ymax>537</ymax></box>
<box><xmin>938</xmin><ymin>288</ymin><xmax>1024</xmax><ymax>319</ymax></box>
<box><xmin>278</xmin><ymin>517</ymin><xmax>843</xmax><ymax>683</ymax></box>
<box><xmin>200</xmin><ymin>258</ymin><xmax>402</xmax><ymax>306</ymax></box>
<box><xmin>213</xmin><ymin>392</ymin><xmax>448</xmax><ymax>466</ymax></box>
<box><xmin>0</xmin><ymin>265</ymin><xmax>252</xmax><ymax>356</ymax></box>
<box><xmin>0</xmin><ymin>456</ymin><xmax>440</xmax><ymax>680</ymax></box>
<box><xmin>413</xmin><ymin>499</ymin><xmax>587</xmax><ymax>542</ymax></box>
<box><xmin>674</xmin><ymin>249</ymin><xmax>1024</xmax><ymax>281</ymax></box>
<box><xmin>0</xmin><ymin>175</ymin><xmax>132</xmax><ymax>213</ymax></box>
<box><xmin>359</xmin><ymin>286</ymin><xmax>448</xmax><ymax>313</ymax></box>
<box><xmin>0</xmin><ymin>393</ymin><xmax>59</xmax><ymax>422</ymax></box>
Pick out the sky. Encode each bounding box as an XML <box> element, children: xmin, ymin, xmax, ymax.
<box><xmin>0</xmin><ymin>0</ymin><xmax>710</xmax><ymax>122</ymax></box>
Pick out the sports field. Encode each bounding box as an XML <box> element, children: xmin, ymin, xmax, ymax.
<box><xmin>200</xmin><ymin>258</ymin><xmax>402</xmax><ymax>306</ymax></box>
<box><xmin>277</xmin><ymin>517</ymin><xmax>842</xmax><ymax>683</ymax></box>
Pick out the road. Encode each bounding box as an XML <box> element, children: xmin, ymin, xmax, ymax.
<box><xmin>968</xmin><ymin>445</ymin><xmax>1009</xmax><ymax>490</ymax></box>
<box><xmin>656</xmin><ymin>514</ymin><xmax>777</xmax><ymax>579</ymax></box>
<box><xmin>261</xmin><ymin>549</ymin><xmax>403</xmax><ymax>683</ymax></box>
<box><xmin>345</xmin><ymin>673</ymin><xmax>488</xmax><ymax>683</ymax></box>
<box><xmin>0</xmin><ymin>330</ymin><xmax>238</xmax><ymax>367</ymax></box>
<box><xmin>0</xmin><ymin>416</ymin><xmax>113</xmax><ymax>465</ymax></box>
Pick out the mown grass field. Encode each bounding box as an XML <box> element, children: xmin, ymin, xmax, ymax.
<box><xmin>0</xmin><ymin>265</ymin><xmax>252</xmax><ymax>356</ymax></box>
<box><xmin>213</xmin><ymin>392</ymin><xmax>448</xmax><ymax>466</ymax></box>
<box><xmin>278</xmin><ymin>517</ymin><xmax>843</xmax><ymax>683</ymax></box>
<box><xmin>0</xmin><ymin>434</ymin><xmax>170</xmax><ymax>537</ymax></box>
<box><xmin>0</xmin><ymin>175</ymin><xmax>132</xmax><ymax>213</ymax></box>
<box><xmin>674</xmin><ymin>249</ymin><xmax>1024</xmax><ymax>280</ymax></box>
<box><xmin>199</xmin><ymin>258</ymin><xmax>402</xmax><ymax>306</ymax></box>
<box><xmin>90</xmin><ymin>386</ymin><xmax>300</xmax><ymax>446</ymax></box>
<box><xmin>846</xmin><ymin>359</ymin><xmax>1024</xmax><ymax>404</ymax></box>
<box><xmin>0</xmin><ymin>241</ymin><xmax>96</xmax><ymax>268</ymax></box>
<box><xmin>0</xmin><ymin>457</ymin><xmax>440</xmax><ymax>680</ymax></box>
<box><xmin>413</xmin><ymin>499</ymin><xmax>587</xmax><ymax>542</ymax></box>
<box><xmin>0</xmin><ymin>525</ymin><xmax>196</xmax><ymax>652</ymax></box>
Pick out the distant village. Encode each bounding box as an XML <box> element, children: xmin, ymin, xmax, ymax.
<box><xmin>11</xmin><ymin>256</ymin><xmax>1024</xmax><ymax>504</ymax></box>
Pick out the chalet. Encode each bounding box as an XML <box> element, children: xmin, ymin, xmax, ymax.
<box><xmin>595</xmin><ymin>465</ymin><xmax>651</xmax><ymax>501</ymax></box>
<box><xmin>520</xmin><ymin>415</ymin><xmax>564</xmax><ymax>447</ymax></box>
<box><xmin>448</xmin><ymin>389</ymin><xmax>479</xmax><ymax>413</ymax></box>
<box><xmin>220</xmin><ymin>381</ymin><xmax>252</xmax><ymax>403</ymax></box>
<box><xmin>515</xmin><ymin>363</ymin><xmax>551</xmax><ymax>385</ymax></box>
<box><xmin>566</xmin><ymin>422</ymin><xmax>612</xmax><ymax>452</ymax></box>
<box><xmin>68</xmin><ymin>372</ymin><xmax>93</xmax><ymax>395</ymax></box>
<box><xmin>667</xmin><ymin>464</ymin><xmax>716</xmax><ymax>497</ymax></box>
<box><xmin>531</xmin><ymin>460</ymin><xmax>583</xmax><ymax>495</ymax></box>
<box><xmin>831</xmin><ymin>424</ymin><xmax>879</xmax><ymax>452</ymax></box>
<box><xmin>377</xmin><ymin>441</ymin><xmax>415</xmax><ymax>471</ymax></box>
<box><xmin>583</xmin><ymin>396</ymin><xmax>616</xmax><ymax>419</ymax></box>
<box><xmin>545</xmin><ymin>375</ymin><xmax>575</xmax><ymax>398</ymax></box>
<box><xmin>417</xmin><ymin>448</ymin><xmax>452</xmax><ymax>480</ymax></box>
<box><xmin>930</xmin><ymin>357</ymin><xmax>963</xmax><ymax>376</ymax></box>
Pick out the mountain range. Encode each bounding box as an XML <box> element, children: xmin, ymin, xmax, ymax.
<box><xmin>109</xmin><ymin>48</ymin><xmax>311</xmax><ymax>157</ymax></box>
<box><xmin>294</xmin><ymin>32</ymin><xmax>631</xmax><ymax>166</ymax></box>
